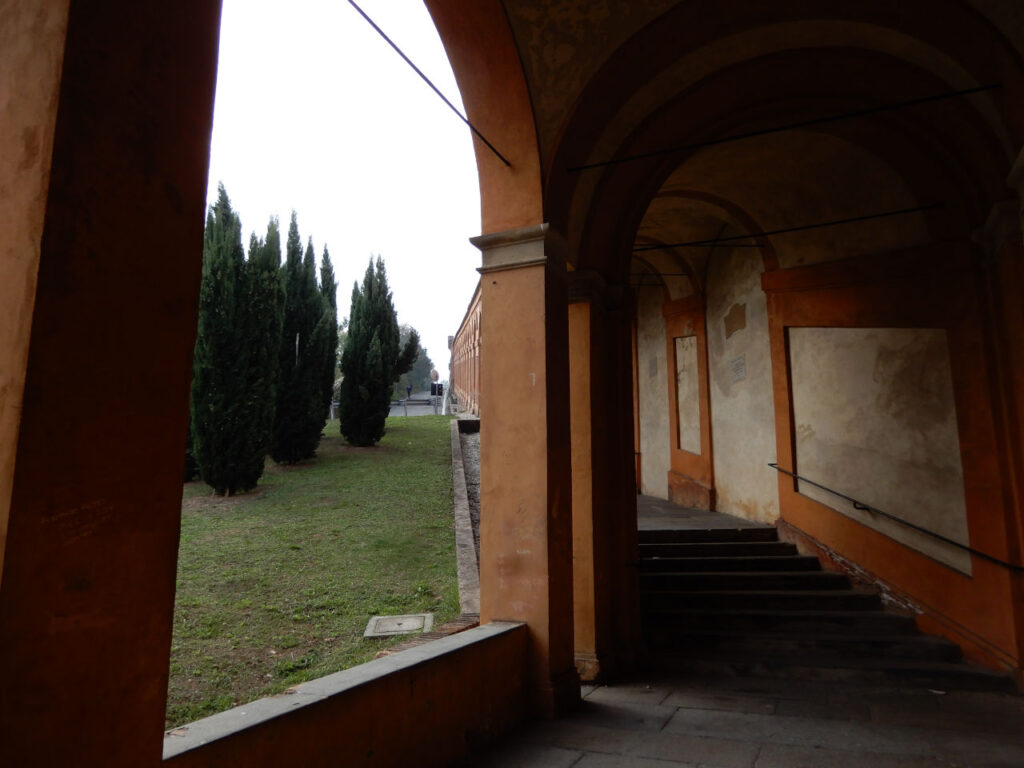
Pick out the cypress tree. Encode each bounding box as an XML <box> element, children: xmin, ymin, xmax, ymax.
<box><xmin>241</xmin><ymin>217</ymin><xmax>285</xmax><ymax>477</ymax></box>
<box><xmin>319</xmin><ymin>246</ymin><xmax>338</xmax><ymax>418</ymax></box>
<box><xmin>184</xmin><ymin>418</ymin><xmax>199</xmax><ymax>482</ymax></box>
<box><xmin>270</xmin><ymin>219</ymin><xmax>329</xmax><ymax>462</ymax></box>
<box><xmin>190</xmin><ymin>184</ymin><xmax>276</xmax><ymax>495</ymax></box>
<box><xmin>339</xmin><ymin>256</ymin><xmax>418</xmax><ymax>446</ymax></box>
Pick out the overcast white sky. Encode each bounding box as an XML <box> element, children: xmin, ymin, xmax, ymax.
<box><xmin>206</xmin><ymin>0</ymin><xmax>482</xmax><ymax>381</ymax></box>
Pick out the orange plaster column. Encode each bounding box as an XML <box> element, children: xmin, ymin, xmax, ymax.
<box><xmin>567</xmin><ymin>272</ymin><xmax>641</xmax><ymax>680</ymax></box>
<box><xmin>568</xmin><ymin>287</ymin><xmax>605</xmax><ymax>680</ymax></box>
<box><xmin>976</xmin><ymin>195</ymin><xmax>1024</xmax><ymax>674</ymax></box>
<box><xmin>473</xmin><ymin>224</ymin><xmax>579</xmax><ymax>717</ymax></box>
<box><xmin>609</xmin><ymin>290</ymin><xmax>643</xmax><ymax>669</ymax></box>
<box><xmin>0</xmin><ymin>0</ymin><xmax>70</xmax><ymax>587</ymax></box>
<box><xmin>0</xmin><ymin>3</ymin><xmax>220</xmax><ymax>764</ymax></box>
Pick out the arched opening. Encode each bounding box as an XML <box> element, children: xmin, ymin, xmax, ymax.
<box><xmin>2</xmin><ymin>1</ymin><xmax>542</xmax><ymax>764</ymax></box>
<box><xmin>5</xmin><ymin>2</ymin><xmax>1024</xmax><ymax>764</ymax></box>
<box><xmin>540</xmin><ymin>0</ymin><xmax>1024</xmax><ymax>685</ymax></box>
<box><xmin>167</xmin><ymin>0</ymin><xmax>488</xmax><ymax>730</ymax></box>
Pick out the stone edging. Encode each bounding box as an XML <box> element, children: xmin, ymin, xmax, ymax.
<box><xmin>451</xmin><ymin>419</ymin><xmax>480</xmax><ymax>614</ymax></box>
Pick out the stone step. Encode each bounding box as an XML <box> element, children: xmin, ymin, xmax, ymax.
<box><xmin>640</xmin><ymin>555</ymin><xmax>822</xmax><ymax>572</ymax></box>
<box><xmin>644</xmin><ymin>608</ymin><xmax>919</xmax><ymax>635</ymax></box>
<box><xmin>636</xmin><ymin>525</ymin><xmax>1015</xmax><ymax>693</ymax></box>
<box><xmin>640</xmin><ymin>570</ymin><xmax>850</xmax><ymax>591</ymax></box>
<box><xmin>650</xmin><ymin>650</ymin><xmax>1016</xmax><ymax>692</ymax></box>
<box><xmin>643</xmin><ymin>589</ymin><xmax>882</xmax><ymax>612</ymax></box>
<box><xmin>639</xmin><ymin>527</ymin><xmax>778</xmax><ymax>545</ymax></box>
<box><xmin>640</xmin><ymin>541</ymin><xmax>799</xmax><ymax>558</ymax></box>
<box><xmin>649</xmin><ymin>628</ymin><xmax>963</xmax><ymax>662</ymax></box>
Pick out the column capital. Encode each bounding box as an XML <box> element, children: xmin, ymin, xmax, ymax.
<box><xmin>472</xmin><ymin>222</ymin><xmax>567</xmax><ymax>274</ymax></box>
<box><xmin>567</xmin><ymin>270</ymin><xmax>630</xmax><ymax>313</ymax></box>
<box><xmin>567</xmin><ymin>269</ymin><xmax>607</xmax><ymax>304</ymax></box>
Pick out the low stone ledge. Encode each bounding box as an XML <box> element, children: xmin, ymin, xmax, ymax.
<box><xmin>164</xmin><ymin>621</ymin><xmax>528</xmax><ymax>766</ymax></box>
<box><xmin>451</xmin><ymin>418</ymin><xmax>480</xmax><ymax>614</ymax></box>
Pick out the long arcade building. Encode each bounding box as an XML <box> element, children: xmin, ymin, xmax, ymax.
<box><xmin>3</xmin><ymin>1</ymin><xmax>1024</xmax><ymax>766</ymax></box>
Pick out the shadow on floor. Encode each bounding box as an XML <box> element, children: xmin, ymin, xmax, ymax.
<box><xmin>459</xmin><ymin>671</ymin><xmax>1024</xmax><ymax>767</ymax></box>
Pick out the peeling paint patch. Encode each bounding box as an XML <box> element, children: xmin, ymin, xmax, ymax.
<box><xmin>724</xmin><ymin>302</ymin><xmax>746</xmax><ymax>339</ymax></box>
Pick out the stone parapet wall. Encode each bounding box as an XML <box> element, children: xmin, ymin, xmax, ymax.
<box><xmin>166</xmin><ymin>622</ymin><xmax>528</xmax><ymax>767</ymax></box>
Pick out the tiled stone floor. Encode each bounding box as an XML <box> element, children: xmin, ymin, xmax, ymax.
<box><xmin>457</xmin><ymin>498</ymin><xmax>1021</xmax><ymax>765</ymax></box>
<box><xmin>460</xmin><ymin>672</ymin><xmax>1024</xmax><ymax>767</ymax></box>
<box><xmin>636</xmin><ymin>495</ymin><xmax>769</xmax><ymax>530</ymax></box>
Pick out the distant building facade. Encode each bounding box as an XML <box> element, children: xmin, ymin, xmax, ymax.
<box><xmin>449</xmin><ymin>281</ymin><xmax>481</xmax><ymax>415</ymax></box>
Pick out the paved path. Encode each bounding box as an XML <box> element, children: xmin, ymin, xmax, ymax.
<box><xmin>388</xmin><ymin>391</ymin><xmax>441</xmax><ymax>418</ymax></box>
<box><xmin>638</xmin><ymin>495</ymin><xmax>769</xmax><ymax>530</ymax></box>
<box><xmin>461</xmin><ymin>672</ymin><xmax>1024</xmax><ymax>767</ymax></box>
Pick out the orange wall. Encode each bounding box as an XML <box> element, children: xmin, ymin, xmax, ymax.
<box><xmin>765</xmin><ymin>243</ymin><xmax>1023</xmax><ymax>673</ymax></box>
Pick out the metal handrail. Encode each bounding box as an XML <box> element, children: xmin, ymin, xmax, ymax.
<box><xmin>768</xmin><ymin>463</ymin><xmax>1024</xmax><ymax>573</ymax></box>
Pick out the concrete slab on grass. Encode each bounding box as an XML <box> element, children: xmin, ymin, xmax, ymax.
<box><xmin>363</xmin><ymin>613</ymin><xmax>433</xmax><ymax>638</ymax></box>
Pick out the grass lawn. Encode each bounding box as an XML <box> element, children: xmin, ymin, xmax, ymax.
<box><xmin>167</xmin><ymin>415</ymin><xmax>458</xmax><ymax>728</ymax></box>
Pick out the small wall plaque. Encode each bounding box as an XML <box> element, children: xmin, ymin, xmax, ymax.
<box><xmin>731</xmin><ymin>355</ymin><xmax>747</xmax><ymax>382</ymax></box>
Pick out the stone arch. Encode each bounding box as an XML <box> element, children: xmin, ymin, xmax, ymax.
<box><xmin>425</xmin><ymin>0</ymin><xmax>544</xmax><ymax>235</ymax></box>
<box><xmin>544</xmin><ymin>1</ymin><xmax>1024</xmax><ymax>281</ymax></box>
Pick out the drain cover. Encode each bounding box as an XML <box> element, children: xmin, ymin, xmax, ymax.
<box><xmin>363</xmin><ymin>613</ymin><xmax>434</xmax><ymax>638</ymax></box>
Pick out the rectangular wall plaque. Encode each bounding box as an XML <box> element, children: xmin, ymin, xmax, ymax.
<box><xmin>730</xmin><ymin>355</ymin><xmax>746</xmax><ymax>382</ymax></box>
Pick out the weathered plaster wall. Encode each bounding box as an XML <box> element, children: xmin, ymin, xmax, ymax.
<box><xmin>707</xmin><ymin>248</ymin><xmax>778</xmax><ymax>522</ymax></box>
<box><xmin>789</xmin><ymin>327</ymin><xmax>971</xmax><ymax>572</ymax></box>
<box><xmin>0</xmin><ymin>0</ymin><xmax>70</xmax><ymax>584</ymax></box>
<box><xmin>637</xmin><ymin>284</ymin><xmax>670</xmax><ymax>499</ymax></box>
<box><xmin>502</xmin><ymin>0</ymin><xmax>678</xmax><ymax>164</ymax></box>
<box><xmin>674</xmin><ymin>336</ymin><xmax>700</xmax><ymax>453</ymax></box>
<box><xmin>666</xmin><ymin>132</ymin><xmax>929</xmax><ymax>270</ymax></box>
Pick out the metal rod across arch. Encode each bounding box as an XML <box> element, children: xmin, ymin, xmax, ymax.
<box><xmin>569</xmin><ymin>83</ymin><xmax>1000</xmax><ymax>173</ymax></box>
<box><xmin>346</xmin><ymin>0</ymin><xmax>512</xmax><ymax>167</ymax></box>
<box><xmin>631</xmin><ymin>202</ymin><xmax>945</xmax><ymax>253</ymax></box>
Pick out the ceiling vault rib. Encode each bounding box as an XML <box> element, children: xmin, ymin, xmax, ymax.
<box><xmin>632</xmin><ymin>202</ymin><xmax>945</xmax><ymax>252</ymax></box>
<box><xmin>568</xmin><ymin>83</ymin><xmax>1001</xmax><ymax>173</ymax></box>
<box><xmin>701</xmin><ymin>220</ymin><xmax>729</xmax><ymax>291</ymax></box>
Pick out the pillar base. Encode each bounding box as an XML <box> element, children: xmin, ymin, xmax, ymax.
<box><xmin>574</xmin><ymin>650</ymin><xmax>622</xmax><ymax>683</ymax></box>
<box><xmin>534</xmin><ymin>667</ymin><xmax>581</xmax><ymax>719</ymax></box>
<box><xmin>668</xmin><ymin>470</ymin><xmax>715</xmax><ymax>510</ymax></box>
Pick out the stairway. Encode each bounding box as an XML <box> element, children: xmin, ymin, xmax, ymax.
<box><xmin>640</xmin><ymin>524</ymin><xmax>1015</xmax><ymax>691</ymax></box>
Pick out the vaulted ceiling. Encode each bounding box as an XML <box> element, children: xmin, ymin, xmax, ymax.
<box><xmin>497</xmin><ymin>0</ymin><xmax>1024</xmax><ymax>289</ymax></box>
